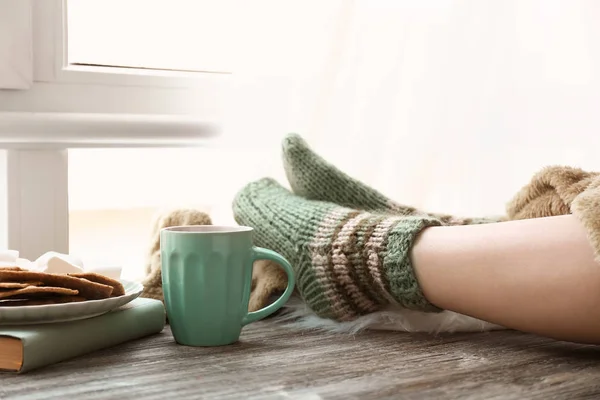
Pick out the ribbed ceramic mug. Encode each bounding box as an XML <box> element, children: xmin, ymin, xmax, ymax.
<box><xmin>160</xmin><ymin>225</ymin><xmax>295</xmax><ymax>346</ymax></box>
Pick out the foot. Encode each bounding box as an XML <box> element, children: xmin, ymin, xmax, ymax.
<box><xmin>282</xmin><ymin>133</ymin><xmax>499</xmax><ymax>225</ymax></box>
<box><xmin>232</xmin><ymin>177</ymin><xmax>442</xmax><ymax>321</ymax></box>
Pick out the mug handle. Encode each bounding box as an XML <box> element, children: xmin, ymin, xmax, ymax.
<box><xmin>242</xmin><ymin>246</ymin><xmax>295</xmax><ymax>326</ymax></box>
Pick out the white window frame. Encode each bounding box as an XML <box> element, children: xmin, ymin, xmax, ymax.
<box><xmin>0</xmin><ymin>0</ymin><xmax>222</xmax><ymax>260</ymax></box>
<box><xmin>0</xmin><ymin>0</ymin><xmax>33</xmax><ymax>89</ymax></box>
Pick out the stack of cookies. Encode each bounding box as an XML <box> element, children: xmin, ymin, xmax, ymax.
<box><xmin>0</xmin><ymin>266</ymin><xmax>125</xmax><ymax>306</ymax></box>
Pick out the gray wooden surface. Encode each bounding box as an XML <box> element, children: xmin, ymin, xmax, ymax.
<box><xmin>2</xmin><ymin>322</ymin><xmax>600</xmax><ymax>400</ymax></box>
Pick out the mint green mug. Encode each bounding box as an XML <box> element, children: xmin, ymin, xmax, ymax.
<box><xmin>160</xmin><ymin>225</ymin><xmax>295</xmax><ymax>346</ymax></box>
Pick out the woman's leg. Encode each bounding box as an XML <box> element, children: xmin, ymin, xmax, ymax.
<box><xmin>412</xmin><ymin>214</ymin><xmax>600</xmax><ymax>344</ymax></box>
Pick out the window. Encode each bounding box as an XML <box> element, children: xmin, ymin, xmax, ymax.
<box><xmin>0</xmin><ymin>0</ymin><xmax>235</xmax><ymax>264</ymax></box>
<box><xmin>0</xmin><ymin>0</ymin><xmax>343</xmax><ymax>275</ymax></box>
<box><xmin>67</xmin><ymin>0</ymin><xmax>234</xmax><ymax>73</ymax></box>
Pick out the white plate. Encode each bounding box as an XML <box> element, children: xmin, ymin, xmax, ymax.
<box><xmin>0</xmin><ymin>280</ymin><xmax>143</xmax><ymax>325</ymax></box>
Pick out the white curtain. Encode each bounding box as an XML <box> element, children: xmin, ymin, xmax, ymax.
<box><xmin>213</xmin><ymin>0</ymin><xmax>600</xmax><ymax>223</ymax></box>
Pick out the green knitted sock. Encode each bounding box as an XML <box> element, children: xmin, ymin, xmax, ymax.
<box><xmin>232</xmin><ymin>177</ymin><xmax>443</xmax><ymax>322</ymax></box>
<box><xmin>282</xmin><ymin>133</ymin><xmax>498</xmax><ymax>225</ymax></box>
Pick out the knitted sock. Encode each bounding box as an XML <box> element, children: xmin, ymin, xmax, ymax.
<box><xmin>282</xmin><ymin>133</ymin><xmax>499</xmax><ymax>225</ymax></box>
<box><xmin>232</xmin><ymin>177</ymin><xmax>443</xmax><ymax>322</ymax></box>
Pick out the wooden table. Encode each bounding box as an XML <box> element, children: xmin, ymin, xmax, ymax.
<box><xmin>3</xmin><ymin>322</ymin><xmax>600</xmax><ymax>399</ymax></box>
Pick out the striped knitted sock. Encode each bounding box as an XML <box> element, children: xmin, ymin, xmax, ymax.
<box><xmin>282</xmin><ymin>133</ymin><xmax>498</xmax><ymax>225</ymax></box>
<box><xmin>232</xmin><ymin>177</ymin><xmax>443</xmax><ymax>322</ymax></box>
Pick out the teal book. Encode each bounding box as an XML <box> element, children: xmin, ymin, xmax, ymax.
<box><xmin>0</xmin><ymin>297</ymin><xmax>166</xmax><ymax>373</ymax></box>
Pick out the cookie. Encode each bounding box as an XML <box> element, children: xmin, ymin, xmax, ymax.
<box><xmin>68</xmin><ymin>272</ymin><xmax>125</xmax><ymax>297</ymax></box>
<box><xmin>0</xmin><ymin>270</ymin><xmax>114</xmax><ymax>299</ymax></box>
<box><xmin>0</xmin><ymin>281</ymin><xmax>43</xmax><ymax>289</ymax></box>
<box><xmin>0</xmin><ymin>286</ymin><xmax>78</xmax><ymax>300</ymax></box>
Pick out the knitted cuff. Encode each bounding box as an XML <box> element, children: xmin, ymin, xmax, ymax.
<box><xmin>141</xmin><ymin>209</ymin><xmax>212</xmax><ymax>303</ymax></box>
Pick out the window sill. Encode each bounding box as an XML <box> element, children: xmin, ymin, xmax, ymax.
<box><xmin>0</xmin><ymin>111</ymin><xmax>220</xmax><ymax>148</ymax></box>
